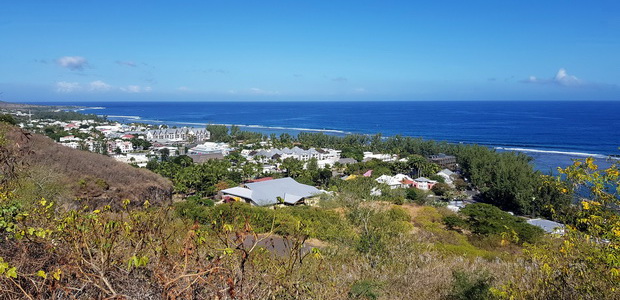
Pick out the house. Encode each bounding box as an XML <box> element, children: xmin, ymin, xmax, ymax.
<box><xmin>363</xmin><ymin>152</ymin><xmax>397</xmax><ymax>162</ymax></box>
<box><xmin>107</xmin><ymin>140</ymin><xmax>133</xmax><ymax>154</ymax></box>
<box><xmin>436</xmin><ymin>169</ymin><xmax>455</xmax><ymax>184</ymax></box>
<box><xmin>63</xmin><ymin>123</ymin><xmax>78</xmax><ymax>130</ymax></box>
<box><xmin>146</xmin><ymin>127</ymin><xmax>210</xmax><ymax>143</ymax></box>
<box><xmin>59</xmin><ymin>135</ymin><xmax>81</xmax><ymax>142</ymax></box>
<box><xmin>61</xmin><ymin>141</ymin><xmax>81</xmax><ymax>149</ymax></box>
<box><xmin>412</xmin><ymin>177</ymin><xmax>437</xmax><ymax>190</ymax></box>
<box><xmin>428</xmin><ymin>153</ymin><xmax>457</xmax><ymax>170</ymax></box>
<box><xmin>375</xmin><ymin>174</ymin><xmax>414</xmax><ymax>189</ymax></box>
<box><xmin>220</xmin><ymin>177</ymin><xmax>321</xmax><ymax>207</ymax></box>
<box><xmin>248</xmin><ymin>147</ymin><xmax>340</xmax><ymax>163</ymax></box>
<box><xmin>188</xmin><ymin>142</ymin><xmax>231</xmax><ymax>156</ymax></box>
<box><xmin>526</xmin><ymin>218</ymin><xmax>565</xmax><ymax>235</ymax></box>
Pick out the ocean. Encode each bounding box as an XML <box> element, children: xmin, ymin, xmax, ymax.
<box><xmin>43</xmin><ymin>100</ymin><xmax>620</xmax><ymax>173</ymax></box>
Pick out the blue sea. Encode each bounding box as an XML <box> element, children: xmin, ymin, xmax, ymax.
<box><xmin>41</xmin><ymin>100</ymin><xmax>620</xmax><ymax>173</ymax></box>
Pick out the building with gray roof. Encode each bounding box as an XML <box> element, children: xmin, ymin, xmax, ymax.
<box><xmin>146</xmin><ymin>127</ymin><xmax>210</xmax><ymax>143</ymax></box>
<box><xmin>220</xmin><ymin>177</ymin><xmax>321</xmax><ymax>206</ymax></box>
<box><xmin>526</xmin><ymin>218</ymin><xmax>565</xmax><ymax>234</ymax></box>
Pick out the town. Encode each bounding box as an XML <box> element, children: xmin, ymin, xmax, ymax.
<box><xmin>1</xmin><ymin>106</ymin><xmax>562</xmax><ymax>234</ymax></box>
<box><xmin>0</xmin><ymin>103</ymin><xmax>610</xmax><ymax>299</ymax></box>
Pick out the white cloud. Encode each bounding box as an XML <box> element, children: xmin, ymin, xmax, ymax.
<box><xmin>523</xmin><ymin>68</ymin><xmax>583</xmax><ymax>87</ymax></box>
<box><xmin>56</xmin><ymin>81</ymin><xmax>81</xmax><ymax>93</ymax></box>
<box><xmin>121</xmin><ymin>85</ymin><xmax>151</xmax><ymax>93</ymax></box>
<box><xmin>177</xmin><ymin>86</ymin><xmax>190</xmax><ymax>91</ymax></box>
<box><xmin>554</xmin><ymin>68</ymin><xmax>582</xmax><ymax>86</ymax></box>
<box><xmin>89</xmin><ymin>80</ymin><xmax>112</xmax><ymax>91</ymax></box>
<box><xmin>57</xmin><ymin>56</ymin><xmax>88</xmax><ymax>71</ymax></box>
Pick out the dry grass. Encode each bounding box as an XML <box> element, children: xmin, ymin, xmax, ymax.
<box><xmin>4</xmin><ymin>126</ymin><xmax>172</xmax><ymax>208</ymax></box>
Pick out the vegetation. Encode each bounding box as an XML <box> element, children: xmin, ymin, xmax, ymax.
<box><xmin>1</xmin><ymin>122</ymin><xmax>618</xmax><ymax>299</ymax></box>
<box><xmin>453</xmin><ymin>203</ymin><xmax>544</xmax><ymax>244</ymax></box>
<box><xmin>0</xmin><ymin>114</ymin><xmax>16</xmax><ymax>125</ymax></box>
<box><xmin>31</xmin><ymin>110</ymin><xmax>106</xmax><ymax>122</ymax></box>
<box><xmin>0</xmin><ymin>124</ymin><xmax>172</xmax><ymax>209</ymax></box>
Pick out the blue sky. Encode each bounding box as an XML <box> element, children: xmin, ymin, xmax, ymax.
<box><xmin>1</xmin><ymin>1</ymin><xmax>619</xmax><ymax>102</ymax></box>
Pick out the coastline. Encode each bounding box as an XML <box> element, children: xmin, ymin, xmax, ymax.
<box><xmin>8</xmin><ymin>100</ymin><xmax>619</xmax><ymax>172</ymax></box>
<box><xmin>101</xmin><ymin>114</ymin><xmax>617</xmax><ymax>174</ymax></box>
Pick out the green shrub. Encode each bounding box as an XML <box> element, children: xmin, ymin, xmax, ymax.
<box><xmin>445</xmin><ymin>270</ymin><xmax>493</xmax><ymax>300</ymax></box>
<box><xmin>428</xmin><ymin>174</ymin><xmax>445</xmax><ymax>183</ymax></box>
<box><xmin>281</xmin><ymin>206</ymin><xmax>356</xmax><ymax>243</ymax></box>
<box><xmin>175</xmin><ymin>201</ymin><xmax>356</xmax><ymax>243</ymax></box>
<box><xmin>443</xmin><ymin>215</ymin><xmax>466</xmax><ymax>230</ymax></box>
<box><xmin>459</xmin><ymin>203</ymin><xmax>544</xmax><ymax>244</ymax></box>
<box><xmin>0</xmin><ymin>114</ymin><xmax>17</xmax><ymax>125</ymax></box>
<box><xmin>186</xmin><ymin>195</ymin><xmax>215</xmax><ymax>207</ymax></box>
<box><xmin>406</xmin><ymin>188</ymin><xmax>428</xmax><ymax>205</ymax></box>
<box><xmin>348</xmin><ymin>280</ymin><xmax>382</xmax><ymax>300</ymax></box>
<box><xmin>432</xmin><ymin>182</ymin><xmax>451</xmax><ymax>196</ymax></box>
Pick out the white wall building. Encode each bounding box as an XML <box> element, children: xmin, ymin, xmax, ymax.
<box><xmin>146</xmin><ymin>127</ymin><xmax>210</xmax><ymax>143</ymax></box>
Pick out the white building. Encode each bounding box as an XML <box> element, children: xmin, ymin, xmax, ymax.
<box><xmin>61</xmin><ymin>141</ymin><xmax>81</xmax><ymax>149</ymax></box>
<box><xmin>375</xmin><ymin>174</ymin><xmax>415</xmax><ymax>189</ymax></box>
<box><xmin>412</xmin><ymin>177</ymin><xmax>438</xmax><ymax>190</ymax></box>
<box><xmin>146</xmin><ymin>127</ymin><xmax>210</xmax><ymax>143</ymax></box>
<box><xmin>189</xmin><ymin>142</ymin><xmax>232</xmax><ymax>156</ymax></box>
<box><xmin>436</xmin><ymin>169</ymin><xmax>456</xmax><ymax>185</ymax></box>
<box><xmin>107</xmin><ymin>140</ymin><xmax>133</xmax><ymax>154</ymax></box>
<box><xmin>248</xmin><ymin>147</ymin><xmax>341</xmax><ymax>163</ymax></box>
<box><xmin>59</xmin><ymin>135</ymin><xmax>82</xmax><ymax>142</ymax></box>
<box><xmin>363</xmin><ymin>152</ymin><xmax>398</xmax><ymax>162</ymax></box>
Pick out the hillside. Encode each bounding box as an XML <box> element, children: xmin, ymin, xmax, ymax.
<box><xmin>1</xmin><ymin>124</ymin><xmax>172</xmax><ymax>208</ymax></box>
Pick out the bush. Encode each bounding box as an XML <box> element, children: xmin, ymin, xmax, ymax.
<box><xmin>443</xmin><ymin>215</ymin><xmax>466</xmax><ymax>231</ymax></box>
<box><xmin>349</xmin><ymin>280</ymin><xmax>382</xmax><ymax>300</ymax></box>
<box><xmin>0</xmin><ymin>114</ymin><xmax>17</xmax><ymax>125</ymax></box>
<box><xmin>459</xmin><ymin>203</ymin><xmax>544</xmax><ymax>244</ymax></box>
<box><xmin>187</xmin><ymin>195</ymin><xmax>215</xmax><ymax>207</ymax></box>
<box><xmin>445</xmin><ymin>270</ymin><xmax>493</xmax><ymax>300</ymax></box>
<box><xmin>454</xmin><ymin>178</ymin><xmax>468</xmax><ymax>191</ymax></box>
<box><xmin>432</xmin><ymin>182</ymin><xmax>451</xmax><ymax>197</ymax></box>
<box><xmin>406</xmin><ymin>188</ymin><xmax>428</xmax><ymax>205</ymax></box>
<box><xmin>175</xmin><ymin>201</ymin><xmax>356</xmax><ymax>243</ymax></box>
<box><xmin>428</xmin><ymin>174</ymin><xmax>445</xmax><ymax>183</ymax></box>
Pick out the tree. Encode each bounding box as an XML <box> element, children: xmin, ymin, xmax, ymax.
<box><xmin>279</xmin><ymin>133</ymin><xmax>293</xmax><ymax>145</ymax></box>
<box><xmin>230</xmin><ymin>125</ymin><xmax>240</xmax><ymax>138</ymax></box>
<box><xmin>114</xmin><ymin>147</ymin><xmax>122</xmax><ymax>155</ymax></box>
<box><xmin>206</xmin><ymin>124</ymin><xmax>229</xmax><ymax>142</ymax></box>
<box><xmin>0</xmin><ymin>114</ymin><xmax>16</xmax><ymax>125</ymax></box>
<box><xmin>428</xmin><ymin>174</ymin><xmax>445</xmax><ymax>183</ymax></box>
<box><xmin>454</xmin><ymin>178</ymin><xmax>468</xmax><ymax>191</ymax></box>
<box><xmin>341</xmin><ymin>147</ymin><xmax>364</xmax><ymax>162</ymax></box>
<box><xmin>159</xmin><ymin>148</ymin><xmax>170</xmax><ymax>162</ymax></box>
<box><xmin>459</xmin><ymin>203</ymin><xmax>543</xmax><ymax>244</ymax></box>
<box><xmin>499</xmin><ymin>157</ymin><xmax>620</xmax><ymax>298</ymax></box>
<box><xmin>171</xmin><ymin>155</ymin><xmax>194</xmax><ymax>167</ymax></box>
<box><xmin>406</xmin><ymin>188</ymin><xmax>428</xmax><ymax>205</ymax></box>
<box><xmin>281</xmin><ymin>157</ymin><xmax>304</xmax><ymax>178</ymax></box>
<box><xmin>431</xmin><ymin>182</ymin><xmax>451</xmax><ymax>197</ymax></box>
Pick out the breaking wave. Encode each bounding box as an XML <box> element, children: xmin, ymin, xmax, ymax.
<box><xmin>107</xmin><ymin>115</ymin><xmax>142</xmax><ymax>120</ymax></box>
<box><xmin>495</xmin><ymin>147</ymin><xmax>618</xmax><ymax>160</ymax></box>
